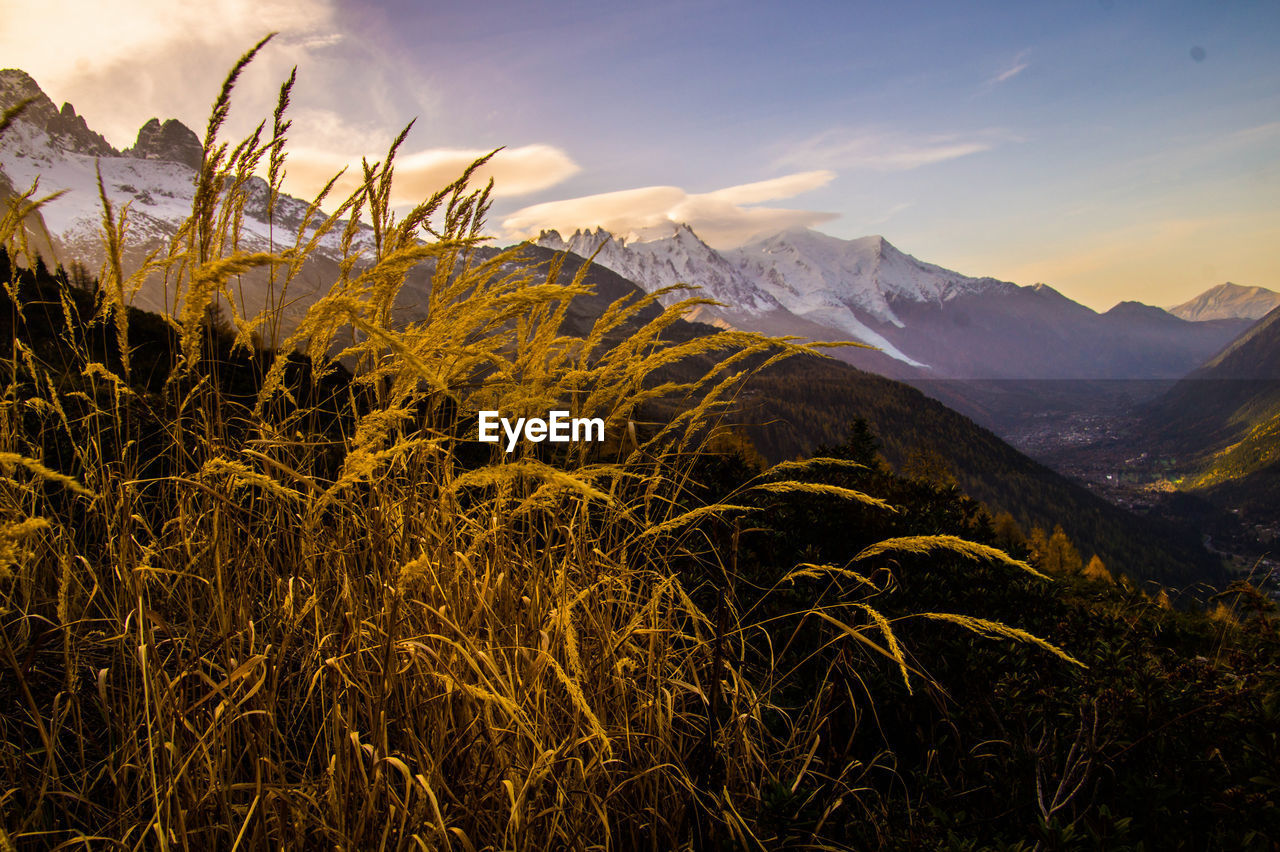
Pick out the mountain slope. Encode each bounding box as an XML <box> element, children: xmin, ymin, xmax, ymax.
<box><xmin>1169</xmin><ymin>282</ymin><xmax>1280</xmax><ymax>322</ymax></box>
<box><xmin>0</xmin><ymin>167</ymin><xmax>58</xmax><ymax>263</ymax></box>
<box><xmin>876</xmin><ymin>288</ymin><xmax>1250</xmax><ymax>382</ymax></box>
<box><xmin>1137</xmin><ymin>305</ymin><xmax>1280</xmax><ymax>517</ymax></box>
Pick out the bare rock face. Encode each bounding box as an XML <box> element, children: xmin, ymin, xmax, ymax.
<box><xmin>126</xmin><ymin>118</ymin><xmax>202</xmax><ymax>171</ymax></box>
<box><xmin>0</xmin><ymin>68</ymin><xmax>117</xmax><ymax>157</ymax></box>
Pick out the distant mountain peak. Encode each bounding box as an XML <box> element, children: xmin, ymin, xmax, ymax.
<box><xmin>533</xmin><ymin>220</ymin><xmax>792</xmax><ymax>327</ymax></box>
<box><xmin>1028</xmin><ymin>282</ymin><xmax>1077</xmax><ymax>302</ymax></box>
<box><xmin>1104</xmin><ymin>300</ymin><xmax>1180</xmax><ymax>322</ymax></box>
<box><xmin>1169</xmin><ymin>282</ymin><xmax>1280</xmax><ymax>322</ymax></box>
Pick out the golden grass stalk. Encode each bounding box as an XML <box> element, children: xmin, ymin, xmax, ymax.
<box><xmin>919</xmin><ymin>612</ymin><xmax>1086</xmax><ymax>668</ymax></box>
<box><xmin>854</xmin><ymin>533</ymin><xmax>1050</xmax><ymax>580</ymax></box>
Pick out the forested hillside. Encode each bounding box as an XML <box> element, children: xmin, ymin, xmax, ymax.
<box><xmin>730</xmin><ymin>355</ymin><xmax>1223</xmax><ymax>588</ymax></box>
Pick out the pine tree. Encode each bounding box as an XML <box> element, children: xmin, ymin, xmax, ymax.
<box><xmin>68</xmin><ymin>260</ymin><xmax>96</xmax><ymax>296</ymax></box>
<box><xmin>816</xmin><ymin>417</ymin><xmax>884</xmax><ymax>468</ymax></box>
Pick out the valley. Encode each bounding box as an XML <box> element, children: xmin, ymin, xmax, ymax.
<box><xmin>989</xmin><ymin>387</ymin><xmax>1280</xmax><ymax>597</ymax></box>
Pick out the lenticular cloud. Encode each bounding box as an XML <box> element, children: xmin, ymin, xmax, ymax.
<box><xmin>501</xmin><ymin>170</ymin><xmax>837</xmax><ymax>250</ymax></box>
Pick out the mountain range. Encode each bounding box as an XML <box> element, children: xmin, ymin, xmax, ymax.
<box><xmin>537</xmin><ymin>224</ymin><xmax>1256</xmax><ymax>384</ymax></box>
<box><xmin>1</xmin><ymin>66</ymin><xmax>1260</xmax><ymax>388</ymax></box>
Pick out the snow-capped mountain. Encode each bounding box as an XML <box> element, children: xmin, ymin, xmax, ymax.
<box><xmin>0</xmin><ymin>68</ymin><xmax>370</xmax><ymax>321</ymax></box>
<box><xmin>0</xmin><ymin>69</ymin><xmax>115</xmax><ymax>157</ymax></box>
<box><xmin>727</xmin><ymin>228</ymin><xmax>1016</xmax><ymax>366</ymax></box>
<box><xmin>1168</xmin><ymin>283</ymin><xmax>1280</xmax><ymax>322</ymax></box>
<box><xmin>727</xmin><ymin>227</ymin><xmax>1004</xmax><ymax>327</ymax></box>
<box><xmin>536</xmin><ymin>225</ymin><xmax>941</xmax><ymax>366</ymax></box>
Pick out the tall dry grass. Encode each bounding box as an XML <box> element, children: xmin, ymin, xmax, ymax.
<box><xmin>0</xmin><ymin>42</ymin><xmax>1076</xmax><ymax>850</ymax></box>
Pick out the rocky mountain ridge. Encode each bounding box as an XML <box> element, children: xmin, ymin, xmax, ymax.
<box><xmin>0</xmin><ymin>68</ymin><xmax>378</xmax><ymax>323</ymax></box>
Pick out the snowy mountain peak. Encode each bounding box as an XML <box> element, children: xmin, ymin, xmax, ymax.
<box><xmin>532</xmin><ymin>222</ymin><xmax>934</xmax><ymax>367</ymax></box>
<box><xmin>728</xmin><ymin>227</ymin><xmax>1001</xmax><ymax>327</ymax></box>
<box><xmin>538</xmin><ymin>226</ymin><xmax>616</xmax><ymax>258</ymax></box>
<box><xmin>1</xmin><ymin>70</ymin><xmax>201</xmax><ymax>173</ymax></box>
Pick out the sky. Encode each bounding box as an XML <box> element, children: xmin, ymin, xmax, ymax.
<box><xmin>2</xmin><ymin>0</ymin><xmax>1277</xmax><ymax>310</ymax></box>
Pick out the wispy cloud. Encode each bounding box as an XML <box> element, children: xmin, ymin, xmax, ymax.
<box><xmin>700</xmin><ymin>171</ymin><xmax>835</xmax><ymax>206</ymax></box>
<box><xmin>988</xmin><ymin>50</ymin><xmax>1031</xmax><ymax>85</ymax></box>
<box><xmin>1228</xmin><ymin>121</ymin><xmax>1280</xmax><ymax>144</ymax></box>
<box><xmin>778</xmin><ymin>128</ymin><xmax>1012</xmax><ymax>172</ymax></box>
<box><xmin>861</xmin><ymin>201</ymin><xmax>915</xmax><ymax>227</ymax></box>
<box><xmin>501</xmin><ymin>170</ymin><xmax>838</xmax><ymax>249</ymax></box>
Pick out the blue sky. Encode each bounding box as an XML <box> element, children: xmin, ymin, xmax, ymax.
<box><xmin>5</xmin><ymin>0</ymin><xmax>1278</xmax><ymax>309</ymax></box>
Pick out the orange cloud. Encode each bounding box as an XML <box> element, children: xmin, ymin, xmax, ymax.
<box><xmin>282</xmin><ymin>144</ymin><xmax>580</xmax><ymax>205</ymax></box>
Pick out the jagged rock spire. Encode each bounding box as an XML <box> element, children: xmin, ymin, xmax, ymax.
<box><xmin>126</xmin><ymin>118</ymin><xmax>202</xmax><ymax>171</ymax></box>
<box><xmin>0</xmin><ymin>68</ymin><xmax>117</xmax><ymax>157</ymax></box>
